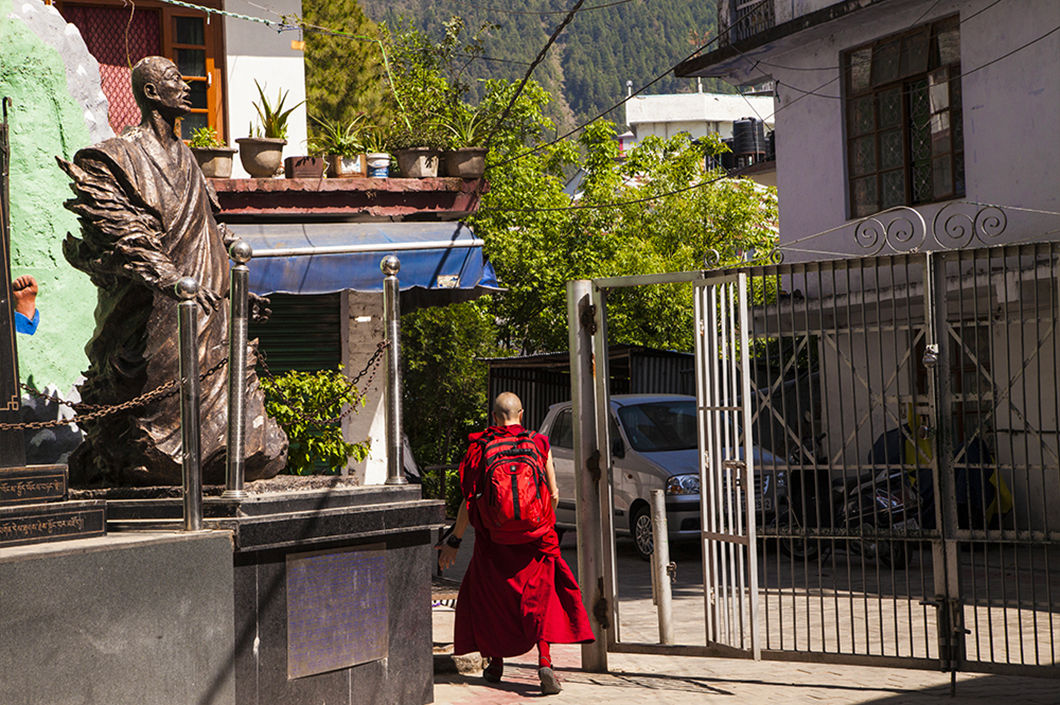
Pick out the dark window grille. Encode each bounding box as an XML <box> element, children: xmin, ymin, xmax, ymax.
<box><xmin>843</xmin><ymin>16</ymin><xmax>964</xmax><ymax>218</ymax></box>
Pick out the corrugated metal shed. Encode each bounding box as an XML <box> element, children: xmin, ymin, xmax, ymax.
<box><xmin>485</xmin><ymin>345</ymin><xmax>694</xmax><ymax>432</ymax></box>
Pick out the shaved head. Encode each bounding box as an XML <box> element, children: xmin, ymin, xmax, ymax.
<box><xmin>492</xmin><ymin>392</ymin><xmax>523</xmax><ymax>424</ymax></box>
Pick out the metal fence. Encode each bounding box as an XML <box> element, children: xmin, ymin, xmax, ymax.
<box><xmin>584</xmin><ymin>241</ymin><xmax>1060</xmax><ymax>678</ymax></box>
<box><xmin>744</xmin><ymin>242</ymin><xmax>1060</xmax><ymax>675</ymax></box>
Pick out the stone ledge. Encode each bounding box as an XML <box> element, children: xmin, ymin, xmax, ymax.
<box><xmin>211</xmin><ymin>176</ymin><xmax>489</xmax><ymax>220</ymax></box>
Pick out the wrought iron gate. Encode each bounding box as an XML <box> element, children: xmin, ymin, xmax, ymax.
<box><xmin>583</xmin><ymin>241</ymin><xmax>1060</xmax><ymax>677</ymax></box>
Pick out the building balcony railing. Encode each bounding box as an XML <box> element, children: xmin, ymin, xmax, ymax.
<box><xmin>724</xmin><ymin>0</ymin><xmax>776</xmax><ymax>46</ymax></box>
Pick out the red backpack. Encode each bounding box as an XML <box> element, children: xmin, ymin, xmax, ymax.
<box><xmin>475</xmin><ymin>429</ymin><xmax>551</xmax><ymax>540</ymax></box>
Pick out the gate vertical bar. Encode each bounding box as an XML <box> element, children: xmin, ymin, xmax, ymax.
<box><xmin>567</xmin><ymin>279</ymin><xmax>608</xmax><ymax>671</ymax></box>
<box><xmin>590</xmin><ymin>282</ymin><xmax>619</xmax><ymax>651</ymax></box>
<box><xmin>737</xmin><ymin>273</ymin><xmax>760</xmax><ymax>658</ymax></box>
<box><xmin>924</xmin><ymin>251</ymin><xmax>964</xmax><ymax>673</ymax></box>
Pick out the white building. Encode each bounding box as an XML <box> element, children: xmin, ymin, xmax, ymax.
<box><xmin>624</xmin><ymin>90</ymin><xmax>775</xmax><ymax>146</ymax></box>
<box><xmin>675</xmin><ymin>0</ymin><xmax>1060</xmax><ymax>260</ymax></box>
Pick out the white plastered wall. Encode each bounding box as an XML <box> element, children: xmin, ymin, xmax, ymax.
<box><xmin>754</xmin><ymin>0</ymin><xmax>1060</xmax><ymax>260</ymax></box>
<box><xmin>222</xmin><ymin>0</ymin><xmax>308</xmax><ymax>178</ymax></box>
<box><xmin>341</xmin><ymin>291</ymin><xmax>388</xmax><ymax>485</ymax></box>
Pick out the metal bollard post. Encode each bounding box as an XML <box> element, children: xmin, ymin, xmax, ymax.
<box><xmin>650</xmin><ymin>489</ymin><xmax>674</xmax><ymax>644</ymax></box>
<box><xmin>381</xmin><ymin>255</ymin><xmax>407</xmax><ymax>485</ymax></box>
<box><xmin>176</xmin><ymin>277</ymin><xmax>203</xmax><ymax>531</ymax></box>
<box><xmin>223</xmin><ymin>240</ymin><xmax>252</xmax><ymax>501</ymax></box>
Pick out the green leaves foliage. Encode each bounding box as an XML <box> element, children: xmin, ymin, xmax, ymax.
<box><xmin>261</xmin><ymin>368</ymin><xmax>370</xmax><ymax>475</ymax></box>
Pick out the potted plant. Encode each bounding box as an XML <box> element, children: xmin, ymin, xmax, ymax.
<box><xmin>436</xmin><ymin>108</ymin><xmax>489</xmax><ymax>178</ymax></box>
<box><xmin>236</xmin><ymin>80</ymin><xmax>303</xmax><ymax>178</ymax></box>
<box><xmin>187</xmin><ymin>126</ymin><xmax>237</xmax><ymax>178</ymax></box>
<box><xmin>390</xmin><ymin>124</ymin><xmax>446</xmax><ymax>178</ymax></box>
<box><xmin>309</xmin><ymin>115</ymin><xmax>366</xmax><ymax>178</ymax></box>
<box><xmin>362</xmin><ymin>127</ymin><xmax>391</xmax><ymax>178</ymax></box>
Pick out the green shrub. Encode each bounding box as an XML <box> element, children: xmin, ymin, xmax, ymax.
<box><xmin>261</xmin><ymin>368</ymin><xmax>370</xmax><ymax>475</ymax></box>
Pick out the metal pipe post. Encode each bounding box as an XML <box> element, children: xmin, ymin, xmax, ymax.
<box><xmin>650</xmin><ymin>489</ymin><xmax>675</xmax><ymax>645</ymax></box>
<box><xmin>381</xmin><ymin>255</ymin><xmax>407</xmax><ymax>485</ymax></box>
<box><xmin>223</xmin><ymin>240</ymin><xmax>252</xmax><ymax>500</ymax></box>
<box><xmin>567</xmin><ymin>279</ymin><xmax>608</xmax><ymax>671</ymax></box>
<box><xmin>176</xmin><ymin>277</ymin><xmax>203</xmax><ymax>531</ymax></box>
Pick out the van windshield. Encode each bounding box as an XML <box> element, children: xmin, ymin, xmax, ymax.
<box><xmin>617</xmin><ymin>400</ymin><xmax>698</xmax><ymax>452</ymax></box>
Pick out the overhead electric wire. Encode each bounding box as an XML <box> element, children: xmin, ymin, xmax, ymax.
<box><xmin>482</xmin><ymin>0</ymin><xmax>588</xmax><ymax>150</ymax></box>
<box><xmin>749</xmin><ymin>0</ymin><xmax>1006</xmax><ymax>72</ymax></box>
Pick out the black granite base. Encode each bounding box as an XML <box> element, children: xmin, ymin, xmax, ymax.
<box><xmin>104</xmin><ymin>485</ymin><xmax>445</xmax><ymax>705</ymax></box>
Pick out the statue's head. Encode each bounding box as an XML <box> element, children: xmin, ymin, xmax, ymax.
<box><xmin>131</xmin><ymin>56</ymin><xmax>190</xmax><ymax>119</ymax></box>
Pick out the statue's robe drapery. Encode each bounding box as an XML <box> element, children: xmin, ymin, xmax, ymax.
<box><xmin>60</xmin><ymin>126</ymin><xmax>287</xmax><ymax>485</ymax></box>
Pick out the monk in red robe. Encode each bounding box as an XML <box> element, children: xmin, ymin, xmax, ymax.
<box><xmin>438</xmin><ymin>392</ymin><xmax>594</xmax><ymax>695</ymax></box>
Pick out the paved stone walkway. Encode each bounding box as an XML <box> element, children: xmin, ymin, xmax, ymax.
<box><xmin>432</xmin><ymin>640</ymin><xmax>1060</xmax><ymax>704</ymax></box>
<box><xmin>432</xmin><ymin>530</ymin><xmax>1060</xmax><ymax>704</ymax></box>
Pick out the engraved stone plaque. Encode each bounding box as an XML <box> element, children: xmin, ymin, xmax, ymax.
<box><xmin>0</xmin><ymin>500</ymin><xmax>105</xmax><ymax>548</ymax></box>
<box><xmin>0</xmin><ymin>465</ymin><xmax>67</xmax><ymax>505</ymax></box>
<box><xmin>286</xmin><ymin>544</ymin><xmax>388</xmax><ymax>679</ymax></box>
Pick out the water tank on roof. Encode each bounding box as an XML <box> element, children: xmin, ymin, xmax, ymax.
<box><xmin>765</xmin><ymin>129</ymin><xmax>776</xmax><ymax>161</ymax></box>
<box><xmin>721</xmin><ymin>138</ymin><xmax>736</xmax><ymax>170</ymax></box>
<box><xmin>733</xmin><ymin>117</ymin><xmax>765</xmax><ymax>156</ymax></box>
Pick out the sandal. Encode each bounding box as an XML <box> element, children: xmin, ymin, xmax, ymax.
<box><xmin>483</xmin><ymin>657</ymin><xmax>504</xmax><ymax>683</ymax></box>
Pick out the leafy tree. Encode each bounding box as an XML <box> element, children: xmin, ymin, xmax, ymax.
<box><xmin>474</xmin><ymin>108</ymin><xmax>777</xmax><ymax>354</ymax></box>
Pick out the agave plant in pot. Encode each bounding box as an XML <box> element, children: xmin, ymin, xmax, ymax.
<box><xmin>236</xmin><ymin>80</ymin><xmax>303</xmax><ymax>178</ymax></box>
<box><xmin>436</xmin><ymin>107</ymin><xmax>490</xmax><ymax>178</ymax></box>
<box><xmin>309</xmin><ymin>115</ymin><xmax>366</xmax><ymax>178</ymax></box>
<box><xmin>187</xmin><ymin>126</ymin><xmax>236</xmax><ymax>178</ymax></box>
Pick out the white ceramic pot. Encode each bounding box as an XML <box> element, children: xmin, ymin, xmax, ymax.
<box><xmin>366</xmin><ymin>152</ymin><xmax>391</xmax><ymax>178</ymax></box>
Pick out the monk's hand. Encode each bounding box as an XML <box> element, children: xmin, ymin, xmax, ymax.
<box><xmin>438</xmin><ymin>543</ymin><xmax>459</xmax><ymax>571</ymax></box>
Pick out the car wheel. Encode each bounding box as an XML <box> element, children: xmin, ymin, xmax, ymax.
<box><xmin>631</xmin><ymin>504</ymin><xmax>653</xmax><ymax>561</ymax></box>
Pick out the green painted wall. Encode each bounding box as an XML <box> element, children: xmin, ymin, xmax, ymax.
<box><xmin>1</xmin><ymin>0</ymin><xmax>96</xmax><ymax>392</ymax></box>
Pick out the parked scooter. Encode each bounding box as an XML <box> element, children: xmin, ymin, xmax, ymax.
<box><xmin>777</xmin><ymin>431</ymin><xmax>921</xmax><ymax>569</ymax></box>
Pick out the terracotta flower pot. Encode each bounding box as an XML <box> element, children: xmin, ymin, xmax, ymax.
<box><xmin>326</xmin><ymin>153</ymin><xmax>366</xmax><ymax>178</ymax></box>
<box><xmin>235</xmin><ymin>137</ymin><xmax>286</xmax><ymax>178</ymax></box>
<box><xmin>443</xmin><ymin>147</ymin><xmax>487</xmax><ymax>178</ymax></box>
<box><xmin>190</xmin><ymin>146</ymin><xmax>237</xmax><ymax>178</ymax></box>
<box><xmin>283</xmin><ymin>155</ymin><xmax>326</xmax><ymax>179</ymax></box>
<box><xmin>394</xmin><ymin>148</ymin><xmax>441</xmax><ymax>178</ymax></box>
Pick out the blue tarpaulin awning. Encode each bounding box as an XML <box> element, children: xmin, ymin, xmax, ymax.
<box><xmin>227</xmin><ymin>221</ymin><xmax>502</xmax><ymax>307</ymax></box>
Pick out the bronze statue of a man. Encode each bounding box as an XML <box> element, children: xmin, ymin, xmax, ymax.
<box><xmin>60</xmin><ymin>56</ymin><xmax>287</xmax><ymax>485</ymax></box>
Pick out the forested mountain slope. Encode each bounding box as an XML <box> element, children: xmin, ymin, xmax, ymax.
<box><xmin>357</xmin><ymin>0</ymin><xmax>724</xmax><ymax>130</ymax></box>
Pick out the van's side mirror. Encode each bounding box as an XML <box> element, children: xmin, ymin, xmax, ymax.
<box><xmin>611</xmin><ymin>437</ymin><xmax>625</xmax><ymax>458</ymax></box>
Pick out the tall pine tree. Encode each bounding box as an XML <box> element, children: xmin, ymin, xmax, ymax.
<box><xmin>302</xmin><ymin>0</ymin><xmax>391</xmax><ymax>128</ymax></box>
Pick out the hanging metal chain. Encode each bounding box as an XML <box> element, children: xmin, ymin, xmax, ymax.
<box><xmin>258</xmin><ymin>340</ymin><xmax>389</xmax><ymax>428</ymax></box>
<box><xmin>0</xmin><ymin>356</ymin><xmax>228</xmax><ymax>431</ymax></box>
